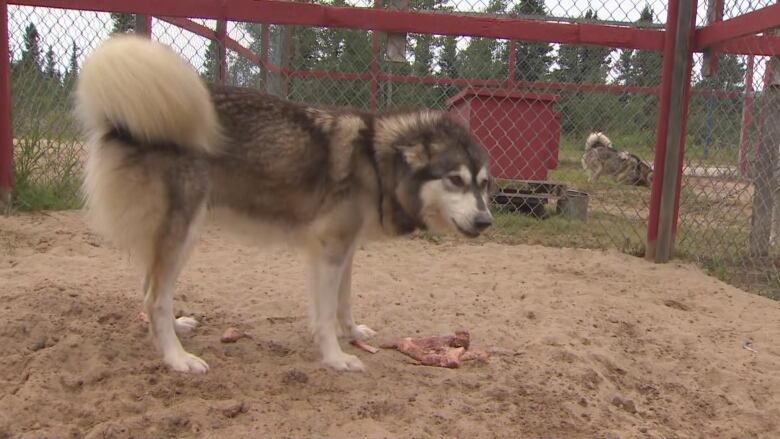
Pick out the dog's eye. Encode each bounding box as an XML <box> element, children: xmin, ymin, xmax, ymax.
<box><xmin>447</xmin><ymin>175</ymin><xmax>464</xmax><ymax>187</ymax></box>
<box><xmin>479</xmin><ymin>179</ymin><xmax>488</xmax><ymax>190</ymax></box>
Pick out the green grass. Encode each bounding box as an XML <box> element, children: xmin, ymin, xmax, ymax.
<box><xmin>12</xmin><ymin>126</ymin><xmax>83</xmax><ymax>211</ymax></box>
<box><xmin>487</xmin><ymin>205</ymin><xmax>646</xmax><ymax>255</ymax></box>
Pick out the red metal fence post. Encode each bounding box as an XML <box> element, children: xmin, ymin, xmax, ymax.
<box><xmin>670</xmin><ymin>0</ymin><xmax>700</xmax><ymax>242</ymax></box>
<box><xmin>646</xmin><ymin>0</ymin><xmax>681</xmax><ymax>260</ymax></box>
<box><xmin>647</xmin><ymin>0</ymin><xmax>697</xmax><ymax>262</ymax></box>
<box><xmin>0</xmin><ymin>0</ymin><xmax>12</xmax><ymax>210</ymax></box>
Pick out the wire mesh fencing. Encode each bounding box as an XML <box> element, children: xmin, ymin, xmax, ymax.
<box><xmin>5</xmin><ymin>1</ymin><xmax>780</xmax><ymax>298</ymax></box>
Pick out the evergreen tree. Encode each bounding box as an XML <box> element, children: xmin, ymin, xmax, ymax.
<box><xmin>457</xmin><ymin>0</ymin><xmax>507</xmax><ymax>79</ymax></box>
<box><xmin>627</xmin><ymin>6</ymin><xmax>660</xmax><ymax>87</ymax></box>
<box><xmin>21</xmin><ymin>23</ymin><xmax>42</xmax><ymax>72</ymax></box>
<box><xmin>696</xmin><ymin>55</ymin><xmax>745</xmax><ymax>91</ymax></box>
<box><xmin>437</xmin><ymin>35</ymin><xmax>458</xmax><ymax>78</ymax></box>
<box><xmin>44</xmin><ymin>46</ymin><xmax>60</xmax><ymax>82</ymax></box>
<box><xmin>201</xmin><ymin>39</ymin><xmax>219</xmax><ymax>82</ymax></box>
<box><xmin>63</xmin><ymin>41</ymin><xmax>79</xmax><ymax>91</ymax></box>
<box><xmin>110</xmin><ymin>13</ymin><xmax>135</xmax><ymax>34</ymax></box>
<box><xmin>554</xmin><ymin>10</ymin><xmax>611</xmax><ymax>83</ymax></box>
<box><xmin>508</xmin><ymin>0</ymin><xmax>552</xmax><ymax>82</ymax></box>
<box><xmin>615</xmin><ymin>49</ymin><xmax>634</xmax><ymax>85</ymax></box>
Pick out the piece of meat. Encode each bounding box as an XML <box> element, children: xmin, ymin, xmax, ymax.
<box><xmin>220</xmin><ymin>327</ymin><xmax>251</xmax><ymax>343</ymax></box>
<box><xmin>350</xmin><ymin>338</ymin><xmax>380</xmax><ymax>354</ymax></box>
<box><xmin>460</xmin><ymin>350</ymin><xmax>490</xmax><ymax>363</ymax></box>
<box><xmin>380</xmin><ymin>330</ymin><xmax>486</xmax><ymax>368</ymax></box>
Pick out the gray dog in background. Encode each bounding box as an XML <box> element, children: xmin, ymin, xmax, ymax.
<box><xmin>581</xmin><ymin>132</ymin><xmax>653</xmax><ymax>186</ymax></box>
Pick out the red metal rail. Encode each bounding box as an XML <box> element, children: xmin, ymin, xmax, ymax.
<box><xmin>696</xmin><ymin>2</ymin><xmax>780</xmax><ymax>49</ymax></box>
<box><xmin>157</xmin><ymin>16</ymin><xmax>741</xmax><ymax>99</ymax></box>
<box><xmin>9</xmin><ymin>0</ymin><xmax>666</xmax><ymax>51</ymax></box>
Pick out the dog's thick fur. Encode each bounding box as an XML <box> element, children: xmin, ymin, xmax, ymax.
<box><xmin>76</xmin><ymin>36</ymin><xmax>493</xmax><ymax>373</ymax></box>
<box><xmin>581</xmin><ymin>132</ymin><xmax>653</xmax><ymax>186</ymax></box>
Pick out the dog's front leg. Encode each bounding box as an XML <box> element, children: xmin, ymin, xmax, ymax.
<box><xmin>307</xmin><ymin>241</ymin><xmax>366</xmax><ymax>372</ymax></box>
<box><xmin>337</xmin><ymin>249</ymin><xmax>377</xmax><ymax>341</ymax></box>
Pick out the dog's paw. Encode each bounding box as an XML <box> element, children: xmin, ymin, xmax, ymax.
<box><xmin>174</xmin><ymin>316</ymin><xmax>199</xmax><ymax>335</ymax></box>
<box><xmin>164</xmin><ymin>351</ymin><xmax>209</xmax><ymax>373</ymax></box>
<box><xmin>351</xmin><ymin>324</ymin><xmax>377</xmax><ymax>341</ymax></box>
<box><xmin>322</xmin><ymin>352</ymin><xmax>366</xmax><ymax>372</ymax></box>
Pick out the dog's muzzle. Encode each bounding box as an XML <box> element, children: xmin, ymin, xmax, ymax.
<box><xmin>473</xmin><ymin>211</ymin><xmax>493</xmax><ymax>232</ymax></box>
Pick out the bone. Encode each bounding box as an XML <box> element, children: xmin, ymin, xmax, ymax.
<box><xmin>350</xmin><ymin>338</ymin><xmax>380</xmax><ymax>354</ymax></box>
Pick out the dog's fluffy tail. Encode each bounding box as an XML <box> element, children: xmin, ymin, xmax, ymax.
<box><xmin>75</xmin><ymin>35</ymin><xmax>220</xmax><ymax>154</ymax></box>
<box><xmin>585</xmin><ymin>132</ymin><xmax>612</xmax><ymax>151</ymax></box>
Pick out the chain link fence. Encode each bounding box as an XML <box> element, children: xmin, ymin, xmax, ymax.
<box><xmin>4</xmin><ymin>1</ymin><xmax>780</xmax><ymax>298</ymax></box>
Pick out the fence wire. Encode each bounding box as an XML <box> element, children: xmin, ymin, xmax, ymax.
<box><xmin>5</xmin><ymin>1</ymin><xmax>780</xmax><ymax>298</ymax></box>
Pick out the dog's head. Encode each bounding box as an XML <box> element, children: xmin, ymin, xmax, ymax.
<box><xmin>635</xmin><ymin>160</ymin><xmax>653</xmax><ymax>186</ymax></box>
<box><xmin>379</xmin><ymin>112</ymin><xmax>493</xmax><ymax>238</ymax></box>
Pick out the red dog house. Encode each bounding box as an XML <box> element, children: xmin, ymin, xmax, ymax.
<box><xmin>446</xmin><ymin>88</ymin><xmax>562</xmax><ymax>181</ymax></box>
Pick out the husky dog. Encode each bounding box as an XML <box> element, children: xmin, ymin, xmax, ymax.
<box><xmin>75</xmin><ymin>36</ymin><xmax>493</xmax><ymax>373</ymax></box>
<box><xmin>581</xmin><ymin>132</ymin><xmax>653</xmax><ymax>186</ymax></box>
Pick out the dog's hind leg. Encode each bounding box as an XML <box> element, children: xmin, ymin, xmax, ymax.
<box><xmin>337</xmin><ymin>249</ymin><xmax>377</xmax><ymax>341</ymax></box>
<box><xmin>307</xmin><ymin>238</ymin><xmax>365</xmax><ymax>372</ymax></box>
<box><xmin>144</xmin><ymin>191</ymin><xmax>208</xmax><ymax>373</ymax></box>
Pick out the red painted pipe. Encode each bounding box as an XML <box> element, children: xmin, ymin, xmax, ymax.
<box><xmin>0</xmin><ymin>0</ymin><xmax>12</xmax><ymax>204</ymax></box>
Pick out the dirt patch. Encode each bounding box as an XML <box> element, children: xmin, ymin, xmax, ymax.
<box><xmin>1</xmin><ymin>211</ymin><xmax>779</xmax><ymax>438</ymax></box>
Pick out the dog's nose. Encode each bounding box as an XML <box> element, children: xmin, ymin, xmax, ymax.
<box><xmin>474</xmin><ymin>212</ymin><xmax>493</xmax><ymax>231</ymax></box>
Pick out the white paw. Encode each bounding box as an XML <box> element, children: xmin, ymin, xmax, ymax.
<box><xmin>174</xmin><ymin>316</ymin><xmax>199</xmax><ymax>335</ymax></box>
<box><xmin>351</xmin><ymin>324</ymin><xmax>377</xmax><ymax>340</ymax></box>
<box><xmin>322</xmin><ymin>352</ymin><xmax>366</xmax><ymax>372</ymax></box>
<box><xmin>164</xmin><ymin>350</ymin><xmax>209</xmax><ymax>373</ymax></box>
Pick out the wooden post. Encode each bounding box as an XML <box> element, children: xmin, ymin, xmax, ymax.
<box><xmin>135</xmin><ymin>14</ymin><xmax>152</xmax><ymax>37</ymax></box>
<box><xmin>0</xmin><ymin>0</ymin><xmax>12</xmax><ymax>212</ymax></box>
<box><xmin>507</xmin><ymin>40</ymin><xmax>517</xmax><ymax>89</ymax></box>
<box><xmin>701</xmin><ymin>0</ymin><xmax>723</xmax><ymax>78</ymax></box>
<box><xmin>384</xmin><ymin>0</ymin><xmax>409</xmax><ymax>63</ymax></box>
<box><xmin>369</xmin><ymin>0</ymin><xmax>382</xmax><ymax>111</ymax></box>
<box><xmin>281</xmin><ymin>25</ymin><xmax>293</xmax><ymax>97</ymax></box>
<box><xmin>750</xmin><ymin>9</ymin><xmax>780</xmax><ymax>255</ymax></box>
<box><xmin>216</xmin><ymin>20</ymin><xmax>227</xmax><ymax>85</ymax></box>
<box><xmin>752</xmin><ymin>57</ymin><xmax>780</xmax><ymax>255</ymax></box>
<box><xmin>267</xmin><ymin>24</ymin><xmax>292</xmax><ymax>98</ymax></box>
<box><xmin>654</xmin><ymin>0</ymin><xmax>696</xmax><ymax>263</ymax></box>
<box><xmin>739</xmin><ymin>55</ymin><xmax>755</xmax><ymax>177</ymax></box>
<box><xmin>261</xmin><ymin>24</ymin><xmax>270</xmax><ymax>92</ymax></box>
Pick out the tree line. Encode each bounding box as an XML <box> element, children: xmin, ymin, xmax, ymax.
<box><xmin>11</xmin><ymin>7</ymin><xmax>747</xmax><ymax>150</ymax></box>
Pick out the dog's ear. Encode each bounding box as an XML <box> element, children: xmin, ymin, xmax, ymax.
<box><xmin>395</xmin><ymin>143</ymin><xmax>428</xmax><ymax>169</ymax></box>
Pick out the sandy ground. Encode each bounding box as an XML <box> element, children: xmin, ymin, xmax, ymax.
<box><xmin>1</xmin><ymin>211</ymin><xmax>780</xmax><ymax>439</ymax></box>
